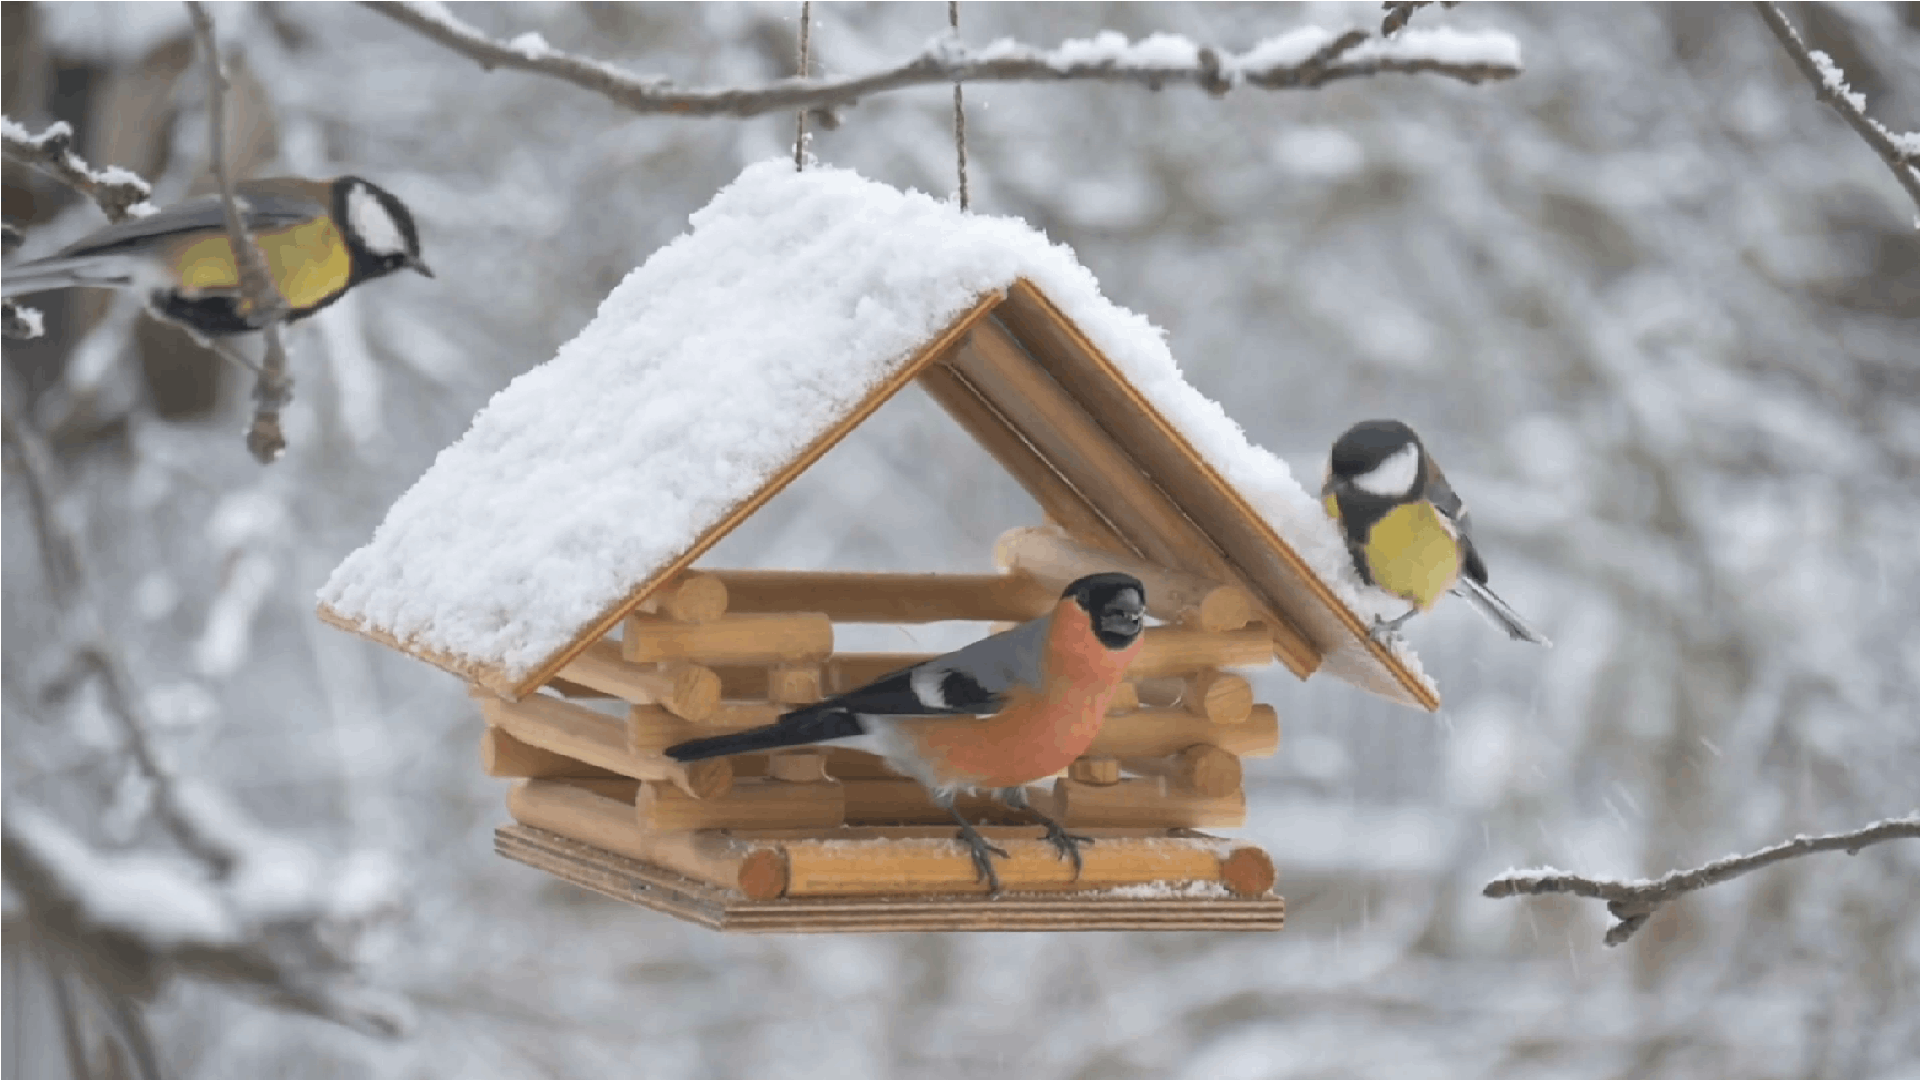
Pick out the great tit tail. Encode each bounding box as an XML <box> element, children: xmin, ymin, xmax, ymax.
<box><xmin>663</xmin><ymin>705</ymin><xmax>864</xmax><ymax>762</ymax></box>
<box><xmin>1455</xmin><ymin>577</ymin><xmax>1552</xmax><ymax>647</ymax></box>
<box><xmin>1</xmin><ymin>256</ymin><xmax>137</xmax><ymax>297</ymax></box>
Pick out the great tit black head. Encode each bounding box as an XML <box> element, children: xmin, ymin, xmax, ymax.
<box><xmin>1064</xmin><ymin>572</ymin><xmax>1147</xmax><ymax>649</ymax></box>
<box><xmin>2</xmin><ymin>174</ymin><xmax>431</xmax><ymax>337</ymax></box>
<box><xmin>334</xmin><ymin>176</ymin><xmax>432</xmax><ymax>282</ymax></box>
<box><xmin>1327</xmin><ymin>418</ymin><xmax>1426</xmax><ymax>501</ymax></box>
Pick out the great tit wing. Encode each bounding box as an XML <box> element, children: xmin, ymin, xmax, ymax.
<box><xmin>808</xmin><ymin>617</ymin><xmax>1050</xmax><ymax>718</ymax></box>
<box><xmin>48</xmin><ymin>191</ymin><xmax>322</xmax><ymax>261</ymax></box>
<box><xmin>1423</xmin><ymin>455</ymin><xmax>1491</xmax><ymax>584</ymax></box>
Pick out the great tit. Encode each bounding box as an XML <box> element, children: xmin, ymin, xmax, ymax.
<box><xmin>668</xmin><ymin>573</ymin><xmax>1147</xmax><ymax>892</ymax></box>
<box><xmin>1</xmin><ymin>176</ymin><xmax>430</xmax><ymax>336</ymax></box>
<box><xmin>1322</xmin><ymin>419</ymin><xmax>1550</xmax><ymax>646</ymax></box>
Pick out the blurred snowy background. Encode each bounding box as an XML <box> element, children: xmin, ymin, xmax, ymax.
<box><xmin>5</xmin><ymin>2</ymin><xmax>1918</xmax><ymax>1077</ymax></box>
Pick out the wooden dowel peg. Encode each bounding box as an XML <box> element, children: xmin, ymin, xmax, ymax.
<box><xmin>480</xmin><ymin>726</ymin><xmax>623</xmax><ymax>781</ymax></box>
<box><xmin>478</xmin><ymin>692</ymin><xmax>732</xmax><ymax>798</ymax></box>
<box><xmin>634</xmin><ymin>572</ymin><xmax>729</xmax><ymax>623</ymax></box>
<box><xmin>1089</xmin><ymin>705</ymin><xmax>1278</xmax><ymax>759</ymax></box>
<box><xmin>767</xmin><ymin>663</ymin><xmax>823</xmax><ymax>705</ymax></box>
<box><xmin>766</xmin><ymin>750</ymin><xmax>830</xmax><ymax>783</ymax></box>
<box><xmin>506</xmin><ymin>780</ymin><xmax>785</xmax><ymax>899</ymax></box>
<box><xmin>1135</xmin><ymin>670</ymin><xmax>1252</xmax><ymax>723</ymax></box>
<box><xmin>708</xmin><ymin>569</ymin><xmax>1055</xmax><ymax>624</ymax></box>
<box><xmin>1052</xmin><ymin>777</ymin><xmax>1245</xmax><ymax>829</ymax></box>
<box><xmin>1119</xmin><ymin>744</ymin><xmax>1242</xmax><ymax>798</ymax></box>
<box><xmin>562</xmin><ymin>640</ymin><xmax>721</xmax><ymax>720</ymax></box>
<box><xmin>1068</xmin><ymin>756</ymin><xmax>1122</xmax><ymax>786</ymax></box>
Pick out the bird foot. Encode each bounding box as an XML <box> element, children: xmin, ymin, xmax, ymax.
<box><xmin>1369</xmin><ymin>612</ymin><xmax>1414</xmax><ymax>646</ymax></box>
<box><xmin>1039</xmin><ymin>821</ymin><xmax>1095</xmax><ymax>878</ymax></box>
<box><xmin>952</xmin><ymin>821</ymin><xmax>1010</xmax><ymax>895</ymax></box>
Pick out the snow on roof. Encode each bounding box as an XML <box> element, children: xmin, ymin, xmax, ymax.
<box><xmin>318</xmin><ymin>159</ymin><xmax>1427</xmax><ymax>693</ymax></box>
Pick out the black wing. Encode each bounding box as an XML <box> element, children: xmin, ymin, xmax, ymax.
<box><xmin>1423</xmin><ymin>456</ymin><xmax>1490</xmax><ymax>585</ymax></box>
<box><xmin>48</xmin><ymin>187</ymin><xmax>324</xmax><ymax>260</ymax></box>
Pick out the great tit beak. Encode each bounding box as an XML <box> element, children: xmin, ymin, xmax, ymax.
<box><xmin>408</xmin><ymin>256</ymin><xmax>435</xmax><ymax>278</ymax></box>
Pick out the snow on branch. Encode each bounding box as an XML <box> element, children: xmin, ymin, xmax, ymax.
<box><xmin>1380</xmin><ymin>1</ymin><xmax>1459</xmax><ymax>38</ymax></box>
<box><xmin>1753</xmin><ymin>1</ymin><xmax>1920</xmax><ymax>222</ymax></box>
<box><xmin>186</xmin><ymin>1</ymin><xmax>295</xmax><ymax>465</ymax></box>
<box><xmin>1</xmin><ymin>116</ymin><xmax>157</xmax><ymax>223</ymax></box>
<box><xmin>366</xmin><ymin>0</ymin><xmax>1519</xmax><ymax>120</ymax></box>
<box><xmin>1483</xmin><ymin>814</ymin><xmax>1920</xmax><ymax>946</ymax></box>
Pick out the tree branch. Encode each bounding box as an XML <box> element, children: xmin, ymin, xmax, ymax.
<box><xmin>184</xmin><ymin>2</ymin><xmax>295</xmax><ymax>464</ymax></box>
<box><xmin>1753</xmin><ymin>1</ymin><xmax>1920</xmax><ymax>221</ymax></box>
<box><xmin>1483</xmin><ymin>814</ymin><xmax>1920</xmax><ymax>946</ymax></box>
<box><xmin>365</xmin><ymin>1</ymin><xmax>1519</xmax><ymax>121</ymax></box>
<box><xmin>1</xmin><ymin>116</ymin><xmax>156</xmax><ymax>223</ymax></box>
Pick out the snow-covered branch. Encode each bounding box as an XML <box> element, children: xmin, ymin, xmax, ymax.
<box><xmin>187</xmin><ymin>1</ymin><xmax>295</xmax><ymax>465</ymax></box>
<box><xmin>366</xmin><ymin>0</ymin><xmax>1520</xmax><ymax>120</ymax></box>
<box><xmin>1753</xmin><ymin>1</ymin><xmax>1920</xmax><ymax>221</ymax></box>
<box><xmin>1483</xmin><ymin>815</ymin><xmax>1920</xmax><ymax>946</ymax></box>
<box><xmin>1380</xmin><ymin>1</ymin><xmax>1458</xmax><ymax>38</ymax></box>
<box><xmin>1</xmin><ymin>399</ymin><xmax>406</xmax><ymax>1037</ymax></box>
<box><xmin>1</xmin><ymin>116</ymin><xmax>156</xmax><ymax>223</ymax></box>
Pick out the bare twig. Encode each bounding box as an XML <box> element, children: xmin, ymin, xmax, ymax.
<box><xmin>1753</xmin><ymin>1</ymin><xmax>1920</xmax><ymax>219</ymax></box>
<box><xmin>1483</xmin><ymin>814</ymin><xmax>1920</xmax><ymax>946</ymax></box>
<box><xmin>1</xmin><ymin>117</ymin><xmax>156</xmax><ymax>222</ymax></box>
<box><xmin>184</xmin><ymin>2</ymin><xmax>295</xmax><ymax>463</ymax></box>
<box><xmin>365</xmin><ymin>1</ymin><xmax>1520</xmax><ymax>121</ymax></box>
<box><xmin>1</xmin><ymin>397</ymin><xmax>240</xmax><ymax>877</ymax></box>
<box><xmin>1381</xmin><ymin>1</ymin><xmax>1461</xmax><ymax>37</ymax></box>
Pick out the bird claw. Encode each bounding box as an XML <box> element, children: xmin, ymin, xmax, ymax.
<box><xmin>1040</xmin><ymin>822</ymin><xmax>1095</xmax><ymax>877</ymax></box>
<box><xmin>1368</xmin><ymin>612</ymin><xmax>1413</xmax><ymax>646</ymax></box>
<box><xmin>952</xmin><ymin>821</ymin><xmax>1010</xmax><ymax>895</ymax></box>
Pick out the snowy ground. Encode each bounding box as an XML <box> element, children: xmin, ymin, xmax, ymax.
<box><xmin>5</xmin><ymin>3</ymin><xmax>1919</xmax><ymax>1079</ymax></box>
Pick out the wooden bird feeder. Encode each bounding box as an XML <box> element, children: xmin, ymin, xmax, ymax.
<box><xmin>317</xmin><ymin>164</ymin><xmax>1436</xmax><ymax>933</ymax></box>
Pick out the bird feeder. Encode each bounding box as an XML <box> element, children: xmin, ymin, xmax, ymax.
<box><xmin>317</xmin><ymin>163</ymin><xmax>1435</xmax><ymax>932</ymax></box>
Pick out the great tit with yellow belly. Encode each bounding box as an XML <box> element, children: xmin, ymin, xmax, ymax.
<box><xmin>1323</xmin><ymin>419</ymin><xmax>1550</xmax><ymax>646</ymax></box>
<box><xmin>1</xmin><ymin>176</ymin><xmax>430</xmax><ymax>336</ymax></box>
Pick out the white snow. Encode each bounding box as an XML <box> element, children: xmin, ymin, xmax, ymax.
<box><xmin>1347</xmin><ymin>27</ymin><xmax>1523</xmax><ymax>69</ymax></box>
<box><xmin>7</xmin><ymin>807</ymin><xmax>238</xmax><ymax>947</ymax></box>
<box><xmin>319</xmin><ymin>160</ymin><xmax>1429</xmax><ymax>696</ymax></box>
<box><xmin>1235</xmin><ymin>27</ymin><xmax>1342</xmax><ymax>71</ymax></box>
<box><xmin>1047</xmin><ymin>30</ymin><xmax>1203</xmax><ymax>70</ymax></box>
<box><xmin>507</xmin><ymin>31</ymin><xmax>551</xmax><ymax>60</ymax></box>
<box><xmin>8</xmin><ymin>303</ymin><xmax>46</xmax><ymax>339</ymax></box>
<box><xmin>1809</xmin><ymin>50</ymin><xmax>1867</xmax><ymax>115</ymax></box>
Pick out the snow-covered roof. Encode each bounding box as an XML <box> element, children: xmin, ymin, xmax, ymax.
<box><xmin>317</xmin><ymin>160</ymin><xmax>1433</xmax><ymax>706</ymax></box>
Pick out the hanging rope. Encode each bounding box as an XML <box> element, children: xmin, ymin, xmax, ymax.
<box><xmin>949</xmin><ymin>1</ymin><xmax>969</xmax><ymax>210</ymax></box>
<box><xmin>794</xmin><ymin>1</ymin><xmax>812</xmax><ymax>171</ymax></box>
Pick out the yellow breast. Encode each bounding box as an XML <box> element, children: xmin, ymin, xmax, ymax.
<box><xmin>1361</xmin><ymin>500</ymin><xmax>1462</xmax><ymax>611</ymax></box>
<box><xmin>176</xmin><ymin>217</ymin><xmax>353</xmax><ymax>313</ymax></box>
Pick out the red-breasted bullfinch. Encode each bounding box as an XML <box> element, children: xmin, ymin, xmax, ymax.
<box><xmin>1322</xmin><ymin>419</ymin><xmax>1550</xmax><ymax>646</ymax></box>
<box><xmin>667</xmin><ymin>572</ymin><xmax>1147</xmax><ymax>893</ymax></box>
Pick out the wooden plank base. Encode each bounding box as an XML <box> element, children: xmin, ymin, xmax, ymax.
<box><xmin>497</xmin><ymin>825</ymin><xmax>1285</xmax><ymax>933</ymax></box>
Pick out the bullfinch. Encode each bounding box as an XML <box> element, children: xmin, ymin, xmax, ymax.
<box><xmin>1322</xmin><ymin>419</ymin><xmax>1550</xmax><ymax>646</ymax></box>
<box><xmin>668</xmin><ymin>572</ymin><xmax>1147</xmax><ymax>893</ymax></box>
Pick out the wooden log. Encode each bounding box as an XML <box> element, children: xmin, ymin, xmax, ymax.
<box><xmin>1091</xmin><ymin>705</ymin><xmax>1278</xmax><ymax>759</ymax></box>
<box><xmin>1119</xmin><ymin>744</ymin><xmax>1243</xmax><ymax>798</ymax></box>
<box><xmin>623</xmin><ymin>614</ymin><xmax>834</xmax><ymax>666</ymax></box>
<box><xmin>766</xmin><ymin>751</ymin><xmax>829</xmax><ymax>783</ymax></box>
<box><xmin>917</xmin><ymin>360</ymin><xmax>1133</xmax><ymax>557</ymax></box>
<box><xmin>480</xmin><ymin>726</ymin><xmax>624</xmax><ymax>781</ymax></box>
<box><xmin>1053</xmin><ymin>777</ymin><xmax>1246</xmax><ymax>829</ymax></box>
<box><xmin>1068</xmin><ymin>756</ymin><xmax>1122</xmax><ymax>786</ymax></box>
<box><xmin>838</xmin><ymin>779</ymin><xmax>1052</xmax><ymax>826</ymax></box>
<box><xmin>627</xmin><ymin>702</ymin><xmax>787</xmax><ymax>753</ymax></box>
<box><xmin>777</xmin><ymin>829</ymin><xmax>1231</xmax><ymax>897</ymax></box>
<box><xmin>708</xmin><ymin>569</ymin><xmax>1055</xmax><ymax>624</ymax></box>
<box><xmin>734</xmin><ymin>749</ymin><xmax>905</xmax><ymax>781</ymax></box>
<box><xmin>1136</xmin><ymin>670</ymin><xmax>1253</xmax><ymax>724</ymax></box>
<box><xmin>994</xmin><ymin>525</ymin><xmax>1253</xmax><ymax>633</ymax></box>
<box><xmin>637</xmin><ymin>777</ymin><xmax>846</xmax><ymax>832</ymax></box>
<box><xmin>560</xmin><ymin>640</ymin><xmax>721</xmax><ymax>720</ymax></box>
<box><xmin>766</xmin><ymin>663</ymin><xmax>822</xmax><ymax>705</ymax></box>
<box><xmin>1219</xmin><ymin>846</ymin><xmax>1278</xmax><ymax>897</ymax></box>
<box><xmin>719</xmin><ymin>664</ymin><xmax>1142</xmax><ymax>714</ymax></box>
<box><xmin>478</xmin><ymin>693</ymin><xmax>733</xmax><ymax>798</ymax></box>
<box><xmin>632</xmin><ymin>572</ymin><xmax>729</xmax><ymax>624</ymax></box>
<box><xmin>506</xmin><ymin>780</ymin><xmax>787</xmax><ymax>899</ymax></box>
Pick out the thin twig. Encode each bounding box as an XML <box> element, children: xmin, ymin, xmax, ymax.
<box><xmin>365</xmin><ymin>1</ymin><xmax>1520</xmax><ymax>120</ymax></box>
<box><xmin>1483</xmin><ymin>814</ymin><xmax>1920</xmax><ymax>946</ymax></box>
<box><xmin>0</xmin><ymin>117</ymin><xmax>156</xmax><ymax>222</ymax></box>
<box><xmin>1753</xmin><ymin>1</ymin><xmax>1920</xmax><ymax>219</ymax></box>
<box><xmin>1380</xmin><ymin>1</ymin><xmax>1460</xmax><ymax>38</ymax></box>
<box><xmin>184</xmin><ymin>2</ymin><xmax>295</xmax><ymax>463</ymax></box>
<box><xmin>0</xmin><ymin>397</ymin><xmax>240</xmax><ymax>877</ymax></box>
